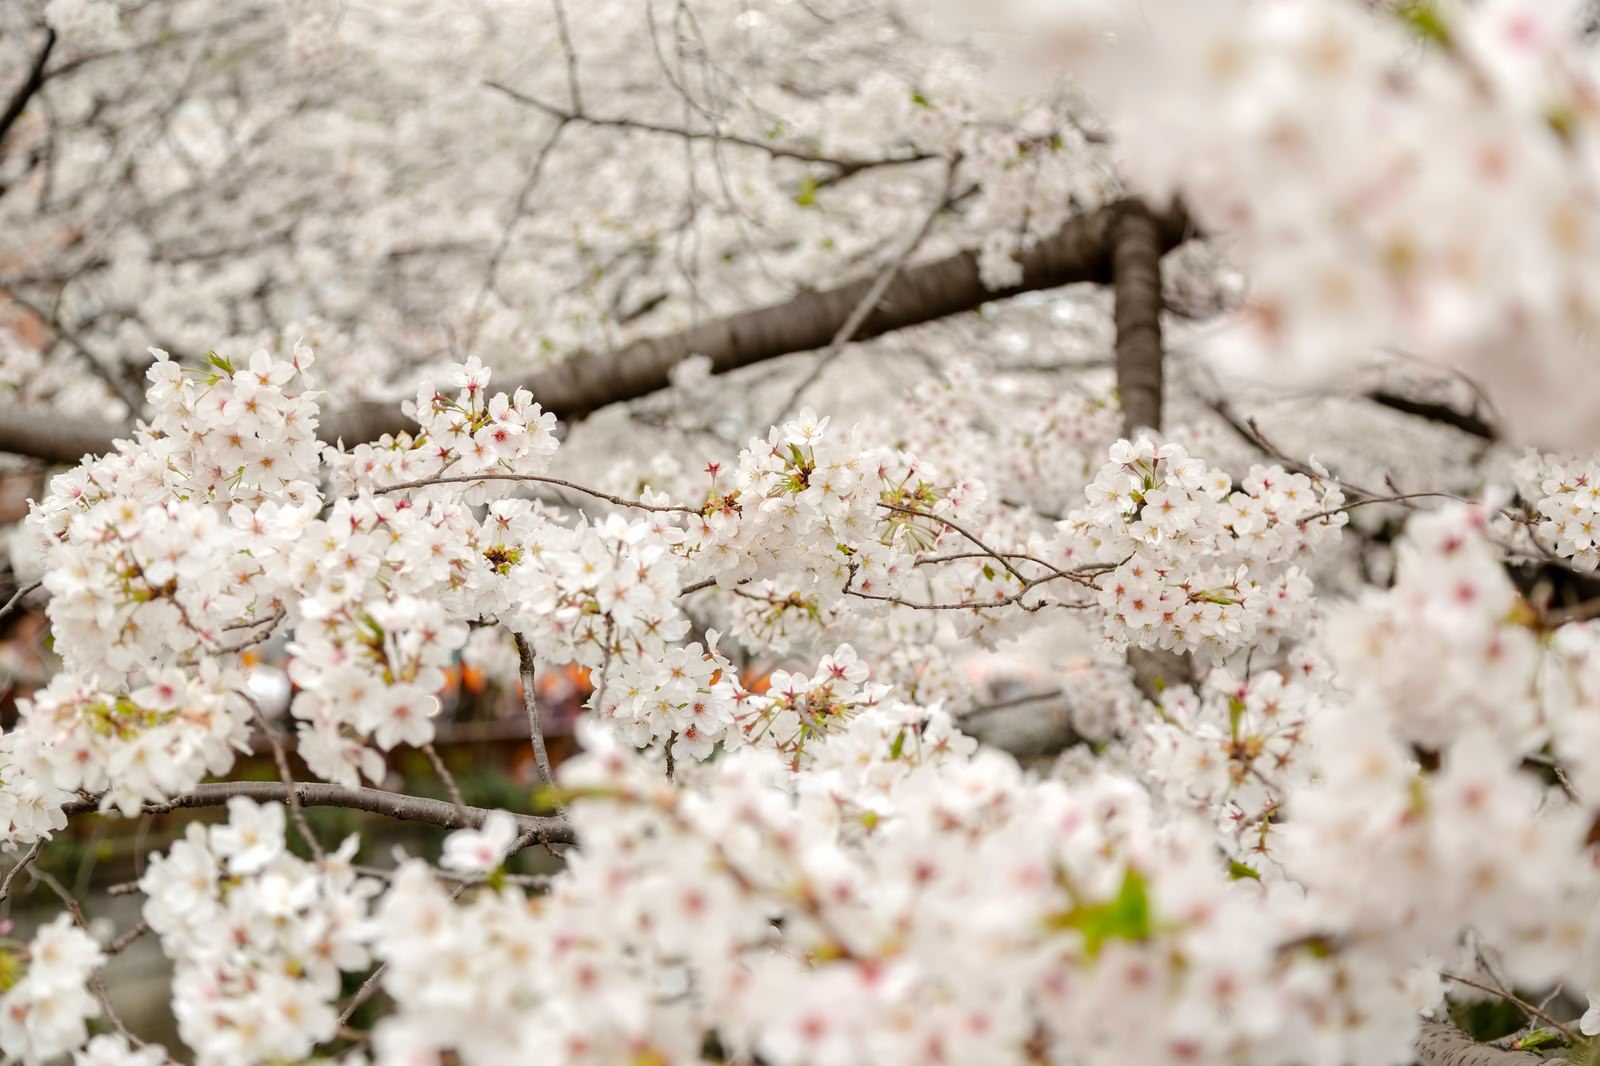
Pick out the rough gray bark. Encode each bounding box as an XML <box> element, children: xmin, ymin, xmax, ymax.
<box><xmin>1414</xmin><ymin>1021</ymin><xmax>1564</xmax><ymax>1066</ymax></box>
<box><xmin>0</xmin><ymin>199</ymin><xmax>1191</xmax><ymax>465</ymax></box>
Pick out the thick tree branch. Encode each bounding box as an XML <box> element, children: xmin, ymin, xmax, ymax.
<box><xmin>1414</xmin><ymin>1020</ymin><xmax>1560</xmax><ymax>1066</ymax></box>
<box><xmin>0</xmin><ymin>199</ymin><xmax>1191</xmax><ymax>464</ymax></box>
<box><xmin>331</xmin><ymin>197</ymin><xmax>1190</xmax><ymax>444</ymax></box>
<box><xmin>0</xmin><ymin>28</ymin><xmax>56</xmax><ymax>157</ymax></box>
<box><xmin>62</xmin><ymin>781</ymin><xmax>575</xmax><ymax>845</ymax></box>
<box><xmin>1367</xmin><ymin>389</ymin><xmax>1497</xmax><ymax>440</ymax></box>
<box><xmin>1111</xmin><ymin>199</ymin><xmax>1166</xmax><ymax>437</ymax></box>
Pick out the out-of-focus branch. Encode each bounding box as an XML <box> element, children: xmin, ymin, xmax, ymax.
<box><xmin>62</xmin><ymin>781</ymin><xmax>575</xmax><ymax>845</ymax></box>
<box><xmin>1367</xmin><ymin>389</ymin><xmax>1497</xmax><ymax>440</ymax></box>
<box><xmin>770</xmin><ymin>155</ymin><xmax>962</xmax><ymax>423</ymax></box>
<box><xmin>0</xmin><ymin>28</ymin><xmax>56</xmax><ymax>156</ymax></box>
<box><xmin>485</xmin><ymin>79</ymin><xmax>937</xmax><ymax>180</ymax></box>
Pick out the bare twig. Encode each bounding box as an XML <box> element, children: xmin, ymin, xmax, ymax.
<box><xmin>1440</xmin><ymin>971</ymin><xmax>1579</xmax><ymax>1044</ymax></box>
<box><xmin>105</xmin><ymin>918</ymin><xmax>150</xmax><ymax>956</ymax></box>
<box><xmin>0</xmin><ymin>840</ymin><xmax>43</xmax><ymax>904</ymax></box>
<box><xmin>484</xmin><ymin>80</ymin><xmax>935</xmax><ymax>180</ymax></box>
<box><xmin>0</xmin><ymin>579</ymin><xmax>40</xmax><ymax>624</ymax></box>
<box><xmin>771</xmin><ymin>156</ymin><xmax>961</xmax><ymax>422</ymax></box>
<box><xmin>549</xmin><ymin>0</ymin><xmax>584</xmax><ymax>114</ymax></box>
<box><xmin>423</xmin><ymin>742</ymin><xmax>468</xmax><ymax>821</ymax></box>
<box><xmin>242</xmin><ymin>692</ymin><xmax>325</xmax><ymax>861</ymax></box>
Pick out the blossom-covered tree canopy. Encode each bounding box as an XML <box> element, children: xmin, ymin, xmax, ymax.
<box><xmin>3</xmin><ymin>0</ymin><xmax>1600</xmax><ymax>1064</ymax></box>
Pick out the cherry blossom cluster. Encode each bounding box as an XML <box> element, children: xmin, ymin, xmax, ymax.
<box><xmin>1135</xmin><ymin>652</ymin><xmax>1332</xmax><ymax>867</ymax></box>
<box><xmin>138</xmin><ymin>797</ymin><xmax>378</xmax><ymax>1065</ymax></box>
<box><xmin>1053</xmin><ymin>439</ymin><xmax>1346</xmax><ymax>657</ymax></box>
<box><xmin>1323</xmin><ymin>505</ymin><xmax>1543</xmax><ymax>753</ymax></box>
<box><xmin>1286</xmin><ymin>717</ymin><xmax>1592</xmax><ymax>991</ymax></box>
<box><xmin>1036</xmin><ymin>0</ymin><xmax>1600</xmax><ymax>448</ymax></box>
<box><xmin>1510</xmin><ymin>448</ymin><xmax>1600</xmax><ymax>571</ymax></box>
<box><xmin>371</xmin><ymin>698</ymin><xmax>1442</xmax><ymax>1066</ymax></box>
<box><xmin>5</xmin><ymin>664</ymin><xmax>247</xmax><ymax>822</ymax></box>
<box><xmin>596</xmin><ymin>641</ymin><xmax>888</xmax><ymax>766</ymax></box>
<box><xmin>286</xmin><ymin>588</ymin><xmax>468</xmax><ymax>785</ymax></box>
<box><xmin>72</xmin><ymin>1035</ymin><xmax>169</xmax><ymax>1066</ymax></box>
<box><xmin>1536</xmin><ymin>622</ymin><xmax>1600</xmax><ymax>801</ymax></box>
<box><xmin>24</xmin><ymin>347</ymin><xmax>320</xmax><ymax>678</ymax></box>
<box><xmin>681</xmin><ymin>408</ymin><xmax>982</xmax><ymax>603</ymax></box>
<box><xmin>498</xmin><ymin>509</ymin><xmax>690</xmax><ymax>671</ymax></box>
<box><xmin>0</xmin><ymin>729</ymin><xmax>69</xmax><ymax>847</ymax></box>
<box><xmin>322</xmin><ymin>356</ymin><xmax>559</xmax><ymax>503</ymax></box>
<box><xmin>280</xmin><ymin>360</ymin><xmax>559</xmax><ymax>780</ymax></box>
<box><xmin>890</xmin><ymin>362</ymin><xmax>1123</xmax><ymax>520</ymax></box>
<box><xmin>0</xmin><ymin>914</ymin><xmax>105</xmax><ymax>1065</ymax></box>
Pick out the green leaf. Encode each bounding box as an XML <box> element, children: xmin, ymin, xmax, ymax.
<box><xmin>910</xmin><ymin>90</ymin><xmax>931</xmax><ymax>108</ymax></box>
<box><xmin>982</xmin><ymin>564</ymin><xmax>996</xmax><ymax>581</ymax></box>
<box><xmin>794</xmin><ymin>175</ymin><xmax>819</xmax><ymax>207</ymax></box>
<box><xmin>0</xmin><ymin>948</ymin><xmax>22</xmax><ymax>993</ymax></box>
<box><xmin>530</xmin><ymin>784</ymin><xmax>617</xmax><ymax>811</ymax></box>
<box><xmin>1227</xmin><ymin>859</ymin><xmax>1261</xmax><ymax>882</ymax></box>
<box><xmin>1396</xmin><ymin>1</ymin><xmax>1450</xmax><ymax>47</ymax></box>
<box><xmin>205</xmin><ymin>350</ymin><xmax>235</xmax><ymax>375</ymax></box>
<box><xmin>1510</xmin><ymin>1028</ymin><xmax>1560</xmax><ymax>1051</ymax></box>
<box><xmin>1548</xmin><ymin>102</ymin><xmax>1579</xmax><ymax>143</ymax></box>
<box><xmin>889</xmin><ymin>729</ymin><xmax>906</xmax><ymax>760</ymax></box>
<box><xmin>1227</xmin><ymin>695</ymin><xmax>1246</xmax><ymax>741</ymax></box>
<box><xmin>1044</xmin><ymin>866</ymin><xmax>1153</xmax><ymax>957</ymax></box>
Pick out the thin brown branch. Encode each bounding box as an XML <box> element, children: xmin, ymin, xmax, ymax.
<box><xmin>0</xmin><ymin>840</ymin><xmax>43</xmax><ymax>904</ymax></box>
<box><xmin>0</xmin><ymin>578</ymin><xmax>41</xmax><ymax>624</ymax></box>
<box><xmin>422</xmin><ymin>742</ymin><xmax>468</xmax><ymax>821</ymax></box>
<box><xmin>1296</xmin><ymin>492</ymin><xmax>1486</xmax><ymax>525</ymax></box>
<box><xmin>484</xmin><ymin>79</ymin><xmax>935</xmax><ymax>178</ymax></box>
<box><xmin>514</xmin><ymin>633</ymin><xmax>554</xmax><ymax>790</ymax></box>
<box><xmin>373</xmin><ymin>472</ymin><xmax>700</xmax><ymax>515</ymax></box>
<box><xmin>1440</xmin><ymin>972</ymin><xmax>1578</xmax><ymax>1044</ymax></box>
<box><xmin>771</xmin><ymin>156</ymin><xmax>961</xmax><ymax>421</ymax></box>
<box><xmin>243</xmin><ymin>694</ymin><xmax>325</xmax><ymax>861</ymax></box>
<box><xmin>105</xmin><ymin>918</ymin><xmax>150</xmax><ymax>956</ymax></box>
<box><xmin>62</xmin><ymin>782</ymin><xmax>574</xmax><ymax>845</ymax></box>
